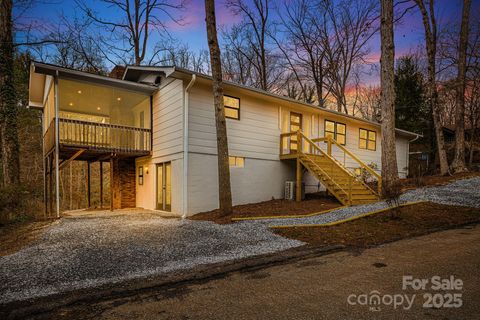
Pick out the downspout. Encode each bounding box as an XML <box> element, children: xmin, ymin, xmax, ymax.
<box><xmin>183</xmin><ymin>74</ymin><xmax>196</xmax><ymax>219</ymax></box>
<box><xmin>407</xmin><ymin>134</ymin><xmax>421</xmax><ymax>177</ymax></box>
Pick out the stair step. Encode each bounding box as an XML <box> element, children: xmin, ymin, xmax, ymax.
<box><xmin>350</xmin><ymin>190</ymin><xmax>376</xmax><ymax>195</ymax></box>
<box><xmin>351</xmin><ymin>199</ymin><xmax>377</xmax><ymax>205</ymax></box>
<box><xmin>350</xmin><ymin>195</ymin><xmax>378</xmax><ymax>200</ymax></box>
<box><xmin>300</xmin><ymin>152</ymin><xmax>380</xmax><ymax>206</ymax></box>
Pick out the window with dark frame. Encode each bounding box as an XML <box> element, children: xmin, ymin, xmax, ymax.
<box><xmin>138</xmin><ymin>166</ymin><xmax>144</xmax><ymax>185</ymax></box>
<box><xmin>224</xmin><ymin>95</ymin><xmax>240</xmax><ymax>120</ymax></box>
<box><xmin>359</xmin><ymin>128</ymin><xmax>376</xmax><ymax>151</ymax></box>
<box><xmin>324</xmin><ymin>120</ymin><xmax>346</xmax><ymax>145</ymax></box>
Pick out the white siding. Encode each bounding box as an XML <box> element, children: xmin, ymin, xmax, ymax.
<box><xmin>396</xmin><ymin>136</ymin><xmax>409</xmax><ymax>178</ymax></box>
<box><xmin>136</xmin><ymin>155</ymin><xmax>184</xmax><ymax>215</ymax></box>
<box><xmin>185</xmin><ymin>83</ymin><xmax>412</xmax><ymax>212</ymax></box>
<box><xmin>187</xmin><ymin>153</ymin><xmax>294</xmax><ymax>215</ymax></box>
<box><xmin>188</xmin><ymin>84</ymin><xmax>281</xmax><ymax>160</ymax></box>
<box><xmin>187</xmin><ymin>84</ymin><xmax>297</xmax><ymax>214</ymax></box>
<box><xmin>152</xmin><ymin>79</ymin><xmax>184</xmax><ymax>159</ymax></box>
<box><xmin>136</xmin><ymin>78</ymin><xmax>185</xmax><ymax>216</ymax></box>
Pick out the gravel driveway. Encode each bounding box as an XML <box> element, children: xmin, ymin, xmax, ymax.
<box><xmin>0</xmin><ymin>211</ymin><xmax>302</xmax><ymax>304</ymax></box>
<box><xmin>242</xmin><ymin>177</ymin><xmax>480</xmax><ymax>228</ymax></box>
<box><xmin>1</xmin><ymin>177</ymin><xmax>478</xmax><ymax>306</ymax></box>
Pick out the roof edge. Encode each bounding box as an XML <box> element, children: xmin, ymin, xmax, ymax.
<box><xmin>166</xmin><ymin>66</ymin><xmax>422</xmax><ymax>138</ymax></box>
<box><xmin>31</xmin><ymin>61</ymin><xmax>158</xmax><ymax>94</ymax></box>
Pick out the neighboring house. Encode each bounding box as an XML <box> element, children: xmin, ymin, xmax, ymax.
<box><xmin>29</xmin><ymin>62</ymin><xmax>420</xmax><ymax>217</ymax></box>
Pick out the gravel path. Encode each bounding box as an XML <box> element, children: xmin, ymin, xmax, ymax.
<box><xmin>1</xmin><ymin>177</ymin><xmax>478</xmax><ymax>305</ymax></box>
<box><xmin>240</xmin><ymin>177</ymin><xmax>480</xmax><ymax>228</ymax></box>
<box><xmin>0</xmin><ymin>211</ymin><xmax>302</xmax><ymax>304</ymax></box>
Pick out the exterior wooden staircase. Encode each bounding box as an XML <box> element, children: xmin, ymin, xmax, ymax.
<box><xmin>280</xmin><ymin>131</ymin><xmax>382</xmax><ymax>206</ymax></box>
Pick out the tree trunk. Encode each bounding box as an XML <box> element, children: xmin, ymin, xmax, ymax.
<box><xmin>468</xmin><ymin>127</ymin><xmax>476</xmax><ymax>166</ymax></box>
<box><xmin>415</xmin><ymin>0</ymin><xmax>449</xmax><ymax>175</ymax></box>
<box><xmin>0</xmin><ymin>0</ymin><xmax>20</xmax><ymax>186</ymax></box>
<box><xmin>380</xmin><ymin>0</ymin><xmax>399</xmax><ymax>195</ymax></box>
<box><xmin>205</xmin><ymin>0</ymin><xmax>233</xmax><ymax>216</ymax></box>
<box><xmin>452</xmin><ymin>0</ymin><xmax>472</xmax><ymax>173</ymax></box>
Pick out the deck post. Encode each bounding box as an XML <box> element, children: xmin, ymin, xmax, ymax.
<box><xmin>44</xmin><ymin>156</ymin><xmax>48</xmax><ymax>218</ymax></box>
<box><xmin>54</xmin><ymin>73</ymin><xmax>60</xmax><ymax>218</ymax></box>
<box><xmin>87</xmin><ymin>161</ymin><xmax>91</xmax><ymax>208</ymax></box>
<box><xmin>296</xmin><ymin>158</ymin><xmax>302</xmax><ymax>202</ymax></box>
<box><xmin>49</xmin><ymin>155</ymin><xmax>53</xmax><ymax>216</ymax></box>
<box><xmin>69</xmin><ymin>162</ymin><xmax>73</xmax><ymax>210</ymax></box>
<box><xmin>110</xmin><ymin>156</ymin><xmax>114</xmax><ymax>211</ymax></box>
<box><xmin>100</xmin><ymin>161</ymin><xmax>103</xmax><ymax>209</ymax></box>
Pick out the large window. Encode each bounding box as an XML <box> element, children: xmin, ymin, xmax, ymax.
<box><xmin>325</xmin><ymin>120</ymin><xmax>346</xmax><ymax>145</ymax></box>
<box><xmin>224</xmin><ymin>95</ymin><xmax>240</xmax><ymax>120</ymax></box>
<box><xmin>359</xmin><ymin>128</ymin><xmax>376</xmax><ymax>151</ymax></box>
<box><xmin>58</xmin><ymin>78</ymin><xmax>150</xmax><ymax>128</ymax></box>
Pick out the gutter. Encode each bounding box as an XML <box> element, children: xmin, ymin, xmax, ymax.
<box><xmin>406</xmin><ymin>134</ymin><xmax>421</xmax><ymax>177</ymax></box>
<box><xmin>182</xmin><ymin>74</ymin><xmax>196</xmax><ymax>219</ymax></box>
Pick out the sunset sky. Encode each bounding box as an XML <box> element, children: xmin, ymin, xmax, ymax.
<box><xmin>16</xmin><ymin>0</ymin><xmax>480</xmax><ymax>86</ymax></box>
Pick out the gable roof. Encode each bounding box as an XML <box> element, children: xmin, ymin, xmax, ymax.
<box><xmin>123</xmin><ymin>65</ymin><xmax>421</xmax><ymax>138</ymax></box>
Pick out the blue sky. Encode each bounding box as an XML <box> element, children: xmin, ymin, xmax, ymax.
<box><xmin>16</xmin><ymin>0</ymin><xmax>480</xmax><ymax>84</ymax></box>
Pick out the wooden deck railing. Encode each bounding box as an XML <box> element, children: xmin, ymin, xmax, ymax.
<box><xmin>280</xmin><ymin>131</ymin><xmax>382</xmax><ymax>196</ymax></box>
<box><xmin>57</xmin><ymin>118</ymin><xmax>151</xmax><ymax>153</ymax></box>
<box><xmin>312</xmin><ymin>136</ymin><xmax>382</xmax><ymax>195</ymax></box>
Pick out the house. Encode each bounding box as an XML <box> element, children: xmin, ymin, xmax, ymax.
<box><xmin>28</xmin><ymin>62</ymin><xmax>420</xmax><ymax>217</ymax></box>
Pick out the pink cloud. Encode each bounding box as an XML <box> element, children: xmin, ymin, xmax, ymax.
<box><xmin>164</xmin><ymin>0</ymin><xmax>241</xmax><ymax>32</ymax></box>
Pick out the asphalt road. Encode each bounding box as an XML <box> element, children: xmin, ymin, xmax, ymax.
<box><xmin>35</xmin><ymin>224</ymin><xmax>480</xmax><ymax>320</ymax></box>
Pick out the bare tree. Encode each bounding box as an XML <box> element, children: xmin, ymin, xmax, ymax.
<box><xmin>466</xmin><ymin>77</ymin><xmax>480</xmax><ymax>166</ymax></box>
<box><xmin>324</xmin><ymin>0</ymin><xmax>379</xmax><ymax>114</ymax></box>
<box><xmin>0</xmin><ymin>0</ymin><xmax>20</xmax><ymax>186</ymax></box>
<box><xmin>77</xmin><ymin>0</ymin><xmax>185</xmax><ymax>66</ymax></box>
<box><xmin>452</xmin><ymin>0</ymin><xmax>472</xmax><ymax>173</ymax></box>
<box><xmin>222</xmin><ymin>35</ymin><xmax>253</xmax><ymax>85</ymax></box>
<box><xmin>414</xmin><ymin>0</ymin><xmax>449</xmax><ymax>175</ymax></box>
<box><xmin>162</xmin><ymin>43</ymin><xmax>210</xmax><ymax>73</ymax></box>
<box><xmin>380</xmin><ymin>0</ymin><xmax>399</xmax><ymax>195</ymax></box>
<box><xmin>274</xmin><ymin>0</ymin><xmax>329</xmax><ymax>107</ymax></box>
<box><xmin>356</xmin><ymin>85</ymin><xmax>381</xmax><ymax>121</ymax></box>
<box><xmin>205</xmin><ymin>0</ymin><xmax>233</xmax><ymax>216</ymax></box>
<box><xmin>223</xmin><ymin>0</ymin><xmax>285</xmax><ymax>92</ymax></box>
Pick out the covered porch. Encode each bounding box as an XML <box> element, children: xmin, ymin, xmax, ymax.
<box><xmin>29</xmin><ymin>62</ymin><xmax>158</xmax><ymax>217</ymax></box>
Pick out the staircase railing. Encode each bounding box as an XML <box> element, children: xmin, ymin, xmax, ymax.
<box><xmin>312</xmin><ymin>136</ymin><xmax>382</xmax><ymax>196</ymax></box>
<box><xmin>295</xmin><ymin>131</ymin><xmax>355</xmax><ymax>205</ymax></box>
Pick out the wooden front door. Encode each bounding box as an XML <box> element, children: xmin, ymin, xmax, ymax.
<box><xmin>290</xmin><ymin>112</ymin><xmax>303</xmax><ymax>152</ymax></box>
<box><xmin>156</xmin><ymin>162</ymin><xmax>171</xmax><ymax>211</ymax></box>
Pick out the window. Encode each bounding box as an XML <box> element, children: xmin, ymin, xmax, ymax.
<box><xmin>359</xmin><ymin>128</ymin><xmax>376</xmax><ymax>151</ymax></box>
<box><xmin>325</xmin><ymin>120</ymin><xmax>346</xmax><ymax>145</ymax></box>
<box><xmin>229</xmin><ymin>156</ymin><xmax>245</xmax><ymax>167</ymax></box>
<box><xmin>138</xmin><ymin>166</ymin><xmax>144</xmax><ymax>185</ymax></box>
<box><xmin>224</xmin><ymin>95</ymin><xmax>240</xmax><ymax>120</ymax></box>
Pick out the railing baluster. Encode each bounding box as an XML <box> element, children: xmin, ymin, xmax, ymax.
<box><xmin>55</xmin><ymin>118</ymin><xmax>151</xmax><ymax>154</ymax></box>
